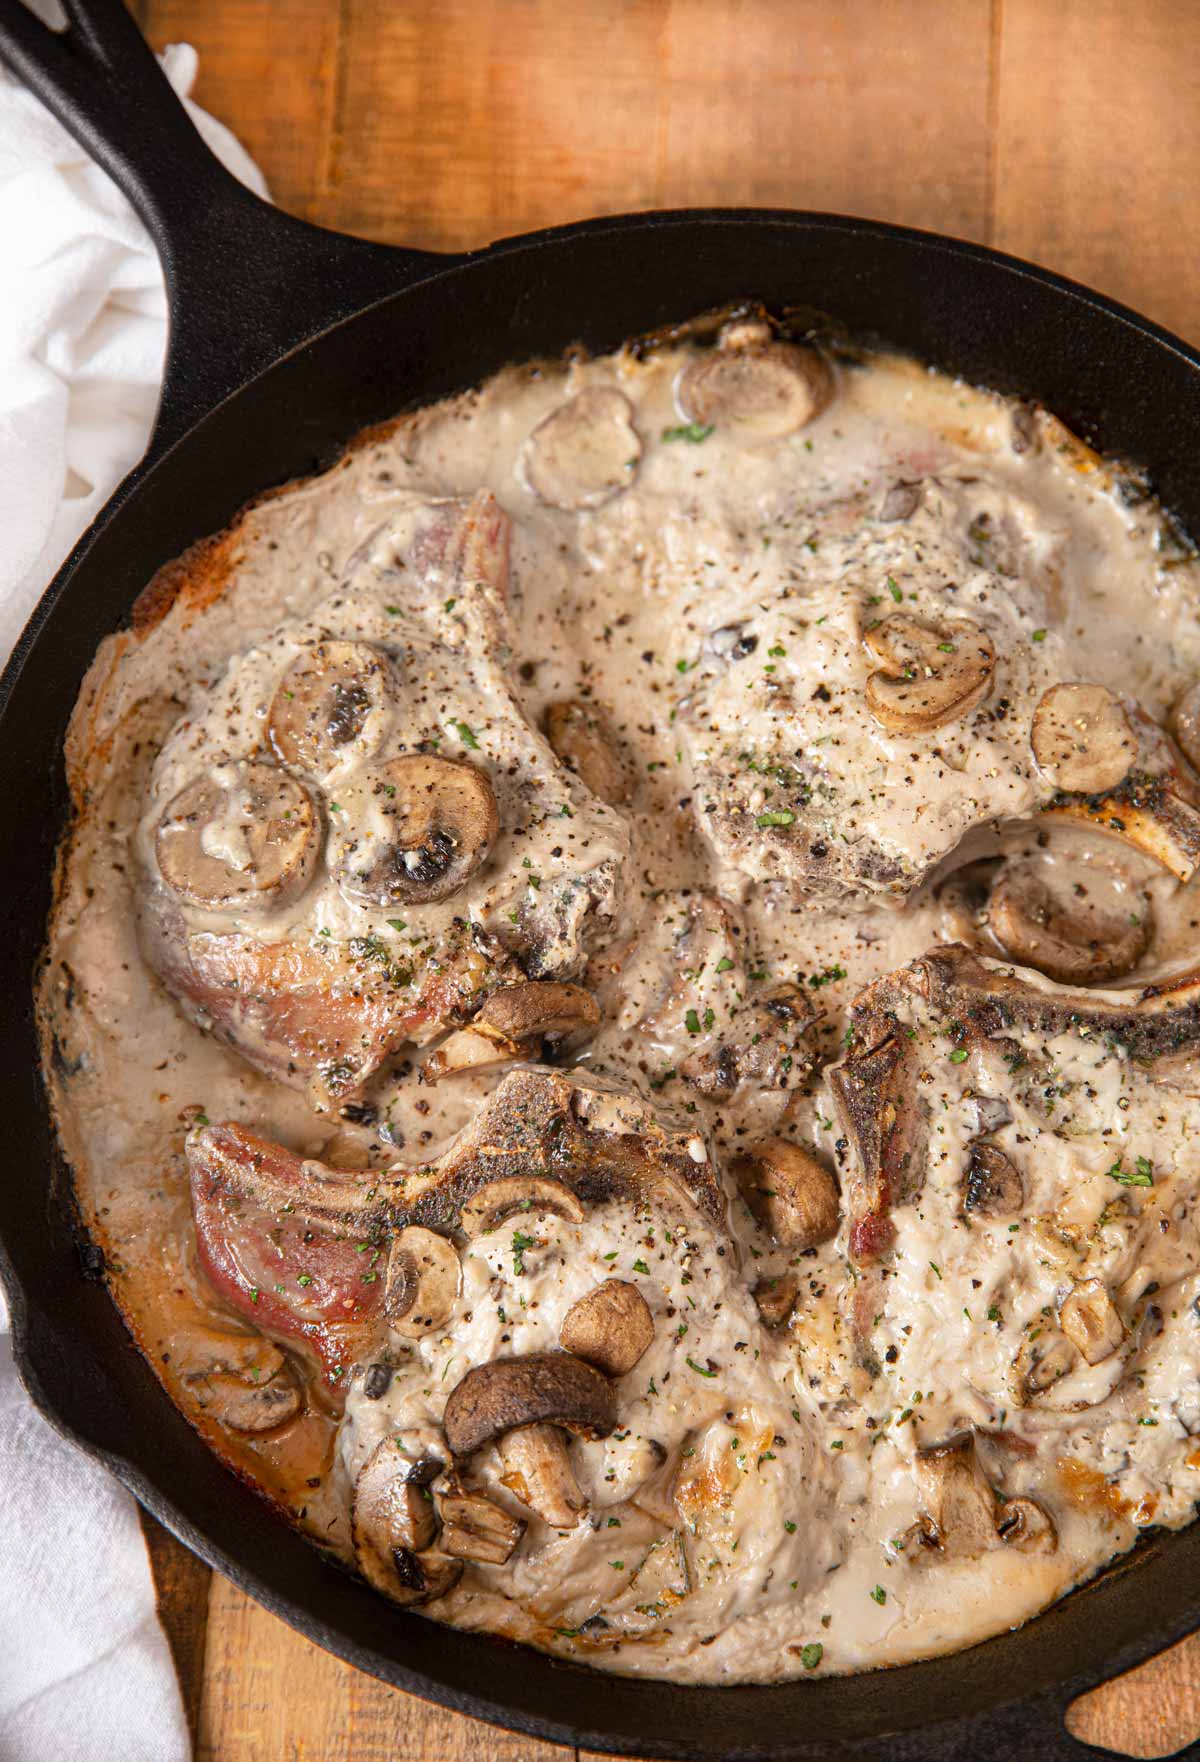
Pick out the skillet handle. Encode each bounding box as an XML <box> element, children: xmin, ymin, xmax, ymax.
<box><xmin>0</xmin><ymin>0</ymin><xmax>449</xmax><ymax>461</ymax></box>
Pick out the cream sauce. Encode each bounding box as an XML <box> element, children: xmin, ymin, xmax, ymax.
<box><xmin>41</xmin><ymin>324</ymin><xmax>1200</xmax><ymax>1684</ymax></box>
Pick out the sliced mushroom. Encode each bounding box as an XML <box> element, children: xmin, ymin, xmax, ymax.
<box><xmin>436</xmin><ymin>1485</ymin><xmax>525</xmax><ymax>1564</ymax></box>
<box><xmin>442</xmin><ymin>1352</ymin><xmax>617</xmax><ymax>1456</ymax></box>
<box><xmin>352</xmin><ymin>1437</ymin><xmax>462</xmax><ymax>1606</ymax></box>
<box><xmin>732</xmin><ymin>1139</ymin><xmax>840</xmax><ymax>1249</ymax></box>
<box><xmin>676</xmin><ymin>324</ymin><xmax>832</xmax><ymax>439</ymax></box>
<box><xmin>988</xmin><ymin>856</ymin><xmax>1151</xmax><ymax>984</ymax></box>
<box><xmin>996</xmin><ymin>1495</ymin><xmax>1057</xmax><ymax>1553</ymax></box>
<box><xmin>1059</xmin><ymin>1278</ymin><xmax>1125</xmax><ymax>1366</ymax></box>
<box><xmin>753</xmin><ymin>1272</ymin><xmax>801</xmax><ymax>1329</ymax></box>
<box><xmin>1011</xmin><ymin>1329</ymin><xmax>1077</xmax><ymax>1405</ymax></box>
<box><xmin>1172</xmin><ymin>681</ymin><xmax>1200</xmax><ymax>773</ymax></box>
<box><xmin>1031</xmin><ymin>683</ymin><xmax>1136</xmax><ymax>794</ymax></box>
<box><xmin>521</xmin><ymin>386</ymin><xmax>641</xmax><ymax>511</ymax></box>
<box><xmin>422</xmin><ymin>980</ymin><xmax>601</xmax><ymax>1083</ymax></box>
<box><xmin>913</xmin><ymin>1432</ymin><xmax>999</xmax><ymax>1558</ymax></box>
<box><xmin>443</xmin><ymin>1353</ymin><xmax>613</xmax><ymax>1528</ymax></box>
<box><xmin>457</xmin><ymin>1175</ymin><xmax>585</xmax><ymax>1239</ymax></box>
<box><xmin>559</xmin><ymin>1279</ymin><xmax>654</xmax><ymax>1377</ymax></box>
<box><xmin>544</xmin><ymin>700</ymin><xmax>632</xmax><ymax>806</ymax></box>
<box><xmin>156</xmin><ymin>761</ymin><xmax>319</xmax><ymax>912</ymax></box>
<box><xmin>328</xmin><ymin>754</ymin><xmax>498</xmax><ymax>909</ymax></box>
<box><xmin>863</xmin><ymin>615</ymin><xmax>995</xmax><ymax>734</ymax></box>
<box><xmin>383</xmin><ymin>1226</ymin><xmax>461</xmax><ymax>1337</ymax></box>
<box><xmin>419</xmin><ymin>1022</ymin><xmax>524</xmax><ymax>1084</ymax></box>
<box><xmin>478</xmin><ymin>980</ymin><xmax>601</xmax><ymax>1044</ymax></box>
<box><xmin>498</xmin><ymin>1423</ymin><xmax>588</xmax><ymax>1528</ymax></box>
<box><xmin>267</xmin><ymin>640</ymin><xmax>400</xmax><ymax>775</ymax></box>
<box><xmin>962</xmin><ymin>1142</ymin><xmax>1024</xmax><ymax>1221</ymax></box>
<box><xmin>181</xmin><ymin>1332</ymin><xmax>301</xmax><ymax>1434</ymax></box>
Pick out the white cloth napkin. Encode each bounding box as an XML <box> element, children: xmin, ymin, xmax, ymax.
<box><xmin>0</xmin><ymin>41</ymin><xmax>268</xmax><ymax>1762</ymax></box>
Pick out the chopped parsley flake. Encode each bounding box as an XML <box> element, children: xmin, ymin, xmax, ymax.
<box><xmin>662</xmin><ymin>422</ymin><xmax>714</xmax><ymax>443</ymax></box>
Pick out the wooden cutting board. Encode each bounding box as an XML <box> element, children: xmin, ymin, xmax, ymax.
<box><xmin>127</xmin><ymin>2</ymin><xmax>1200</xmax><ymax>1755</ymax></box>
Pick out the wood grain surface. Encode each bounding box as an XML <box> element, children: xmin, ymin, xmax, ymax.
<box><xmin>124</xmin><ymin>1</ymin><xmax>1200</xmax><ymax>1756</ymax></box>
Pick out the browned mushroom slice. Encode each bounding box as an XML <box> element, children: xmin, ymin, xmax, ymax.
<box><xmin>863</xmin><ymin>614</ymin><xmax>995</xmax><ymax>734</ymax></box>
<box><xmin>731</xmin><ymin>1139</ymin><xmax>840</xmax><ymax>1249</ymax></box>
<box><xmin>1011</xmin><ymin>1329</ymin><xmax>1076</xmax><ymax>1405</ymax></box>
<box><xmin>913</xmin><ymin>1433</ymin><xmax>999</xmax><ymax>1558</ymax></box>
<box><xmin>436</xmin><ymin>1485</ymin><xmax>525</xmax><ymax>1564</ymax></box>
<box><xmin>420</xmin><ymin>981</ymin><xmax>600</xmax><ymax>1084</ymax></box>
<box><xmin>544</xmin><ymin>700</ymin><xmax>632</xmax><ymax>806</ymax></box>
<box><xmin>1031</xmin><ymin>683</ymin><xmax>1136</xmax><ymax>794</ymax></box>
<box><xmin>328</xmin><ymin>754</ymin><xmax>498</xmax><ymax>909</ymax></box>
<box><xmin>962</xmin><ymin>1142</ymin><xmax>1023</xmax><ymax>1221</ymax></box>
<box><xmin>1059</xmin><ymin>1278</ymin><xmax>1125</xmax><ymax>1365</ymax></box>
<box><xmin>458</xmin><ymin>1174</ymin><xmax>586</xmax><ymax>1239</ymax></box>
<box><xmin>479</xmin><ymin>980</ymin><xmax>601</xmax><ymax>1044</ymax></box>
<box><xmin>521</xmin><ymin>386</ymin><xmax>642</xmax><ymax>511</ymax></box>
<box><xmin>1172</xmin><ymin>681</ymin><xmax>1200</xmax><ymax>773</ymax></box>
<box><xmin>180</xmin><ymin>1330</ymin><xmax>302</xmax><ymax>1434</ymax></box>
<box><xmin>988</xmin><ymin>856</ymin><xmax>1152</xmax><ymax>984</ymax></box>
<box><xmin>352</xmin><ymin>1437</ymin><xmax>462</xmax><ymax>1606</ymax></box>
<box><xmin>559</xmin><ymin>1279</ymin><xmax>654</xmax><ymax>1377</ymax></box>
<box><xmin>267</xmin><ymin>640</ymin><xmax>400</xmax><ymax>775</ymax></box>
<box><xmin>675</xmin><ymin>323</ymin><xmax>832</xmax><ymax>439</ymax></box>
<box><xmin>383</xmin><ymin>1226</ymin><xmax>461</xmax><ymax>1337</ymax></box>
<box><xmin>155</xmin><ymin>761</ymin><xmax>319</xmax><ymax>912</ymax></box>
<box><xmin>753</xmin><ymin>1272</ymin><xmax>801</xmax><ymax>1329</ymax></box>
<box><xmin>997</xmin><ymin>1497</ymin><xmax>1058</xmax><ymax>1553</ymax></box>
<box><xmin>443</xmin><ymin>1352</ymin><xmax>615</xmax><ymax>1528</ymax></box>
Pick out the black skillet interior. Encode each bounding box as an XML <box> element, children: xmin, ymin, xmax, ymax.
<box><xmin>4</xmin><ymin>3</ymin><xmax>1200</xmax><ymax>1759</ymax></box>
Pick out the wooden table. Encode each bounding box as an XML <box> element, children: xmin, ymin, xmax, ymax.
<box><xmin>124</xmin><ymin>2</ymin><xmax>1200</xmax><ymax>1755</ymax></box>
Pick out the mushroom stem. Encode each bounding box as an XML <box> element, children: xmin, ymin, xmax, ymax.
<box><xmin>498</xmin><ymin>1423</ymin><xmax>587</xmax><ymax>1528</ymax></box>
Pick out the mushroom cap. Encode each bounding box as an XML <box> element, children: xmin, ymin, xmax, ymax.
<box><xmin>675</xmin><ymin>336</ymin><xmax>832</xmax><ymax>439</ymax></box>
<box><xmin>988</xmin><ymin>856</ymin><xmax>1151</xmax><ymax>984</ymax></box>
<box><xmin>267</xmin><ymin>639</ymin><xmax>399</xmax><ymax>776</ymax></box>
<box><xmin>457</xmin><ymin>1174</ymin><xmax>586</xmax><ymax>1239</ymax></box>
<box><xmin>384</xmin><ymin>1226</ymin><xmax>461</xmax><ymax>1338</ymax></box>
<box><xmin>1031</xmin><ymin>682</ymin><xmax>1136</xmax><ymax>794</ymax></box>
<box><xmin>521</xmin><ymin>386</ymin><xmax>642</xmax><ymax>511</ymax></box>
<box><xmin>328</xmin><ymin>753</ymin><xmax>499</xmax><ymax>909</ymax></box>
<box><xmin>559</xmin><ymin>1279</ymin><xmax>655</xmax><ymax>1377</ymax></box>
<box><xmin>863</xmin><ymin>614</ymin><xmax>995</xmax><ymax>735</ymax></box>
<box><xmin>156</xmin><ymin>761</ymin><xmax>320</xmax><ymax>912</ymax></box>
<box><xmin>442</xmin><ymin>1351</ymin><xmax>617</xmax><ymax>1457</ymax></box>
<box><xmin>732</xmin><ymin>1138</ymin><xmax>840</xmax><ymax>1249</ymax></box>
<box><xmin>544</xmin><ymin>699</ymin><xmax>632</xmax><ymax>807</ymax></box>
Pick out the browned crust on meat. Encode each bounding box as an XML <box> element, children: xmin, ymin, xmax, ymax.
<box><xmin>132</xmin><ymin>527</ymin><xmax>244</xmax><ymax>633</ymax></box>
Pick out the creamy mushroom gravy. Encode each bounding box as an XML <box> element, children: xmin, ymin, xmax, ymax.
<box><xmin>41</xmin><ymin>316</ymin><xmax>1200</xmax><ymax>1684</ymax></box>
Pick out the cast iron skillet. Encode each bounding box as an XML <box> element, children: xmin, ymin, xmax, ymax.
<box><xmin>3</xmin><ymin>3</ymin><xmax>1200</xmax><ymax>1757</ymax></box>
